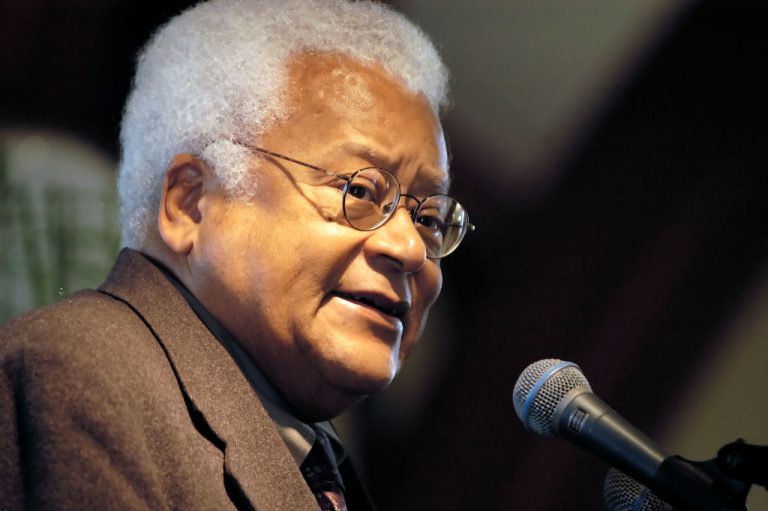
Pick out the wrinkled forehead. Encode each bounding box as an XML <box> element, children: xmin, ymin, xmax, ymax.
<box><xmin>283</xmin><ymin>53</ymin><xmax>422</xmax><ymax>117</ymax></box>
<box><xmin>282</xmin><ymin>52</ymin><xmax>450</xmax><ymax>188</ymax></box>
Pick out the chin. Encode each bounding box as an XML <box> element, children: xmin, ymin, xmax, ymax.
<box><xmin>291</xmin><ymin>335</ymin><xmax>402</xmax><ymax>418</ymax></box>
<box><xmin>294</xmin><ymin>361</ymin><xmax>399</xmax><ymax>421</ymax></box>
<box><xmin>327</xmin><ymin>357</ymin><xmax>398</xmax><ymax>395</ymax></box>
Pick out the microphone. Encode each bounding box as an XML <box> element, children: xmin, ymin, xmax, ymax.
<box><xmin>604</xmin><ymin>468</ymin><xmax>675</xmax><ymax>511</ymax></box>
<box><xmin>512</xmin><ymin>359</ymin><xmax>747</xmax><ymax>511</ymax></box>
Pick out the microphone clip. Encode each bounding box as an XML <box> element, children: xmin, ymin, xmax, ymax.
<box><xmin>655</xmin><ymin>455</ymin><xmax>751</xmax><ymax>511</ymax></box>
<box><xmin>717</xmin><ymin>439</ymin><xmax>768</xmax><ymax>489</ymax></box>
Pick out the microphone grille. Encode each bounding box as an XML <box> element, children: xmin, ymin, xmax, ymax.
<box><xmin>603</xmin><ymin>468</ymin><xmax>675</xmax><ymax>511</ymax></box>
<box><xmin>512</xmin><ymin>358</ymin><xmax>591</xmax><ymax>436</ymax></box>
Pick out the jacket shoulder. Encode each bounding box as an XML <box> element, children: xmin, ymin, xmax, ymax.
<box><xmin>1</xmin><ymin>289</ymin><xmax>158</xmax><ymax>361</ymax></box>
<box><xmin>0</xmin><ymin>290</ymin><xmax>196</xmax><ymax>509</ymax></box>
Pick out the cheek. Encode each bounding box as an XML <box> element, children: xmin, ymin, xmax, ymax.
<box><xmin>399</xmin><ymin>264</ymin><xmax>443</xmax><ymax>361</ymax></box>
<box><xmin>195</xmin><ymin>231</ymin><xmax>256</xmax><ymax>310</ymax></box>
<box><xmin>194</xmin><ymin>205</ymin><xmax>277</xmax><ymax>305</ymax></box>
<box><xmin>417</xmin><ymin>263</ymin><xmax>444</xmax><ymax>312</ymax></box>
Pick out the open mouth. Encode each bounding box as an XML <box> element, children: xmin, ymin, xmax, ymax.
<box><xmin>333</xmin><ymin>291</ymin><xmax>408</xmax><ymax>320</ymax></box>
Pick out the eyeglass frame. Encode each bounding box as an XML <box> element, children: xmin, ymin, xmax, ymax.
<box><xmin>241</xmin><ymin>144</ymin><xmax>474</xmax><ymax>259</ymax></box>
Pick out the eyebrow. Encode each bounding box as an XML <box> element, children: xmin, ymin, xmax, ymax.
<box><xmin>335</xmin><ymin>141</ymin><xmax>394</xmax><ymax>170</ymax></box>
<box><xmin>335</xmin><ymin>141</ymin><xmax>451</xmax><ymax>193</ymax></box>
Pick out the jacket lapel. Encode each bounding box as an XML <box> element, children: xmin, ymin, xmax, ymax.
<box><xmin>99</xmin><ymin>249</ymin><xmax>319</xmax><ymax>510</ymax></box>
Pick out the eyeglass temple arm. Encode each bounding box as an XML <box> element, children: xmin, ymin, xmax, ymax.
<box><xmin>248</xmin><ymin>146</ymin><xmax>349</xmax><ymax>181</ymax></box>
<box><xmin>444</xmin><ymin>223</ymin><xmax>475</xmax><ymax>232</ymax></box>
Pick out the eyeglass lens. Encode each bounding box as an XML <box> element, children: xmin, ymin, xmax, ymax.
<box><xmin>342</xmin><ymin>168</ymin><xmax>400</xmax><ymax>230</ymax></box>
<box><xmin>342</xmin><ymin>168</ymin><xmax>469</xmax><ymax>258</ymax></box>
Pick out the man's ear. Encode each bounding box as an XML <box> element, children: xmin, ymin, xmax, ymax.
<box><xmin>157</xmin><ymin>153</ymin><xmax>212</xmax><ymax>255</ymax></box>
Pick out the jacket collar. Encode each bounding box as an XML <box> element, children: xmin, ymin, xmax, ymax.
<box><xmin>99</xmin><ymin>249</ymin><xmax>319</xmax><ymax>510</ymax></box>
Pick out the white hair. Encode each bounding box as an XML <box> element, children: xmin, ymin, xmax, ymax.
<box><xmin>117</xmin><ymin>0</ymin><xmax>449</xmax><ymax>249</ymax></box>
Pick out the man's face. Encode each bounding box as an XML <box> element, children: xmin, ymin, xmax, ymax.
<box><xmin>189</xmin><ymin>54</ymin><xmax>448</xmax><ymax>420</ymax></box>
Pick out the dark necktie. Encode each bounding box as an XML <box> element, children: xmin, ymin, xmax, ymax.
<box><xmin>300</xmin><ymin>427</ymin><xmax>348</xmax><ymax>511</ymax></box>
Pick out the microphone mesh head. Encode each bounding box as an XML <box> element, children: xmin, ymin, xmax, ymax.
<box><xmin>603</xmin><ymin>468</ymin><xmax>674</xmax><ymax>511</ymax></box>
<box><xmin>512</xmin><ymin>358</ymin><xmax>591</xmax><ymax>436</ymax></box>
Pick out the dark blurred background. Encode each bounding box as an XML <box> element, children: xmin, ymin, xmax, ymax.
<box><xmin>2</xmin><ymin>1</ymin><xmax>767</xmax><ymax>509</ymax></box>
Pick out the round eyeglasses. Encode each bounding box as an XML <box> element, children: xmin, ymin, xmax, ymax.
<box><xmin>245</xmin><ymin>145</ymin><xmax>475</xmax><ymax>259</ymax></box>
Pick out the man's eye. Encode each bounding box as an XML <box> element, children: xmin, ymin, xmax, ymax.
<box><xmin>346</xmin><ymin>168</ymin><xmax>394</xmax><ymax>205</ymax></box>
<box><xmin>416</xmin><ymin>213</ymin><xmax>445</xmax><ymax>233</ymax></box>
<box><xmin>347</xmin><ymin>183</ymin><xmax>376</xmax><ymax>202</ymax></box>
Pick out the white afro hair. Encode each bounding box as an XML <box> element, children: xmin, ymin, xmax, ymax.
<box><xmin>117</xmin><ymin>0</ymin><xmax>449</xmax><ymax>248</ymax></box>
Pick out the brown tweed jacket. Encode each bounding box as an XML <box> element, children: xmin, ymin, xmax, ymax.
<box><xmin>0</xmin><ymin>249</ymin><xmax>324</xmax><ymax>510</ymax></box>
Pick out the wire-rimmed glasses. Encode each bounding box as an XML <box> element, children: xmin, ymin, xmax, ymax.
<box><xmin>245</xmin><ymin>145</ymin><xmax>475</xmax><ymax>259</ymax></box>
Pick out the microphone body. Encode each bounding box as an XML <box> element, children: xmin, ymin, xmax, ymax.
<box><xmin>554</xmin><ymin>387</ymin><xmax>667</xmax><ymax>485</ymax></box>
<box><xmin>513</xmin><ymin>359</ymin><xmax>747</xmax><ymax>511</ymax></box>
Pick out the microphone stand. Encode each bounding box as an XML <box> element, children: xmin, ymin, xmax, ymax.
<box><xmin>607</xmin><ymin>439</ymin><xmax>768</xmax><ymax>511</ymax></box>
<box><xmin>717</xmin><ymin>439</ymin><xmax>768</xmax><ymax>489</ymax></box>
<box><xmin>653</xmin><ymin>455</ymin><xmax>750</xmax><ymax>511</ymax></box>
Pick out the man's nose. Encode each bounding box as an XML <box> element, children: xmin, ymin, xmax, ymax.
<box><xmin>364</xmin><ymin>207</ymin><xmax>427</xmax><ymax>273</ymax></box>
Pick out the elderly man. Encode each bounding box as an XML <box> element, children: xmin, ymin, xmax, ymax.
<box><xmin>0</xmin><ymin>0</ymin><xmax>472</xmax><ymax>509</ymax></box>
